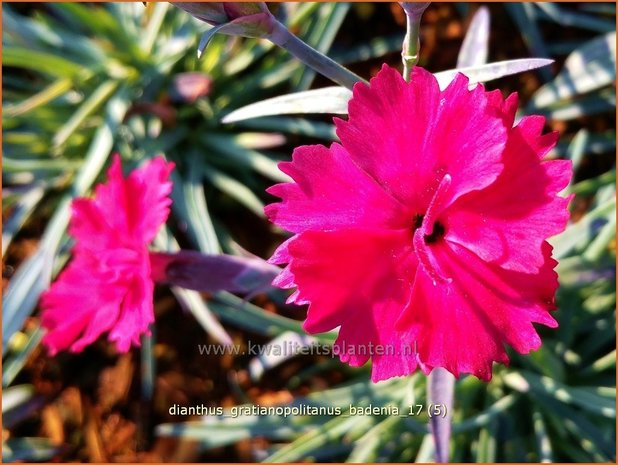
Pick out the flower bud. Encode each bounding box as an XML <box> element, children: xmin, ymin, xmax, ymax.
<box><xmin>149</xmin><ymin>250</ymin><xmax>280</xmax><ymax>295</ymax></box>
<box><xmin>172</xmin><ymin>2</ymin><xmax>275</xmax><ymax>38</ymax></box>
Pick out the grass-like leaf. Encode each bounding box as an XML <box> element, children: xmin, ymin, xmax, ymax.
<box><xmin>456</xmin><ymin>6</ymin><xmax>490</xmax><ymax>68</ymax></box>
<box><xmin>530</xmin><ymin>32</ymin><xmax>616</xmax><ymax>109</ymax></box>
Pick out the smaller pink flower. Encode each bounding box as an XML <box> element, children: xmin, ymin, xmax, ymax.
<box><xmin>40</xmin><ymin>155</ymin><xmax>174</xmax><ymax>355</ymax></box>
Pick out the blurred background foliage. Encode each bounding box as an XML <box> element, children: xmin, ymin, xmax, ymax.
<box><xmin>2</xmin><ymin>2</ymin><xmax>616</xmax><ymax>463</ymax></box>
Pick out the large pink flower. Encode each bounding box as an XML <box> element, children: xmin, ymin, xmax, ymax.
<box><xmin>40</xmin><ymin>155</ymin><xmax>174</xmax><ymax>355</ymax></box>
<box><xmin>265</xmin><ymin>65</ymin><xmax>572</xmax><ymax>382</ymax></box>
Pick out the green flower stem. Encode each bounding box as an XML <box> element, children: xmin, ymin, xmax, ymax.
<box><xmin>401</xmin><ymin>11</ymin><xmax>422</xmax><ymax>82</ymax></box>
<box><xmin>400</xmin><ymin>2</ymin><xmax>429</xmax><ymax>81</ymax></box>
<box><xmin>268</xmin><ymin>19</ymin><xmax>366</xmax><ymax>90</ymax></box>
<box><xmin>428</xmin><ymin>367</ymin><xmax>455</xmax><ymax>463</ymax></box>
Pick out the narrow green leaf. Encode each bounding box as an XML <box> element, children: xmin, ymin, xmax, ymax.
<box><xmin>170</xmin><ymin>157</ymin><xmax>221</xmax><ymax>254</ymax></box>
<box><xmin>525</xmin><ymin>344</ymin><xmax>566</xmax><ymax>381</ymax></box>
<box><xmin>248</xmin><ymin>332</ymin><xmax>317</xmax><ymax>381</ymax></box>
<box><xmin>580</xmin><ymin>350</ymin><xmax>616</xmax><ymax>376</ymax></box>
<box><xmin>579</xmin><ymin>3</ymin><xmax>616</xmax><ymax>15</ymax></box>
<box><xmin>2</xmin><ymin>437</ymin><xmax>60</xmax><ymax>462</ymax></box>
<box><xmin>197</xmin><ymin>24</ymin><xmax>228</xmax><ymax>59</ymax></box>
<box><xmin>347</xmin><ymin>416</ymin><xmax>400</xmax><ymax>463</ymax></box>
<box><xmin>2</xmin><ymin>385</ymin><xmax>34</xmax><ymax>413</ymax></box>
<box><xmin>286</xmin><ymin>2</ymin><xmax>323</xmax><ymax>29</ymax></box>
<box><xmin>170</xmin><ymin>289</ymin><xmax>230</xmax><ymax>347</ymax></box>
<box><xmin>156</xmin><ymin>415</ymin><xmax>307</xmax><ymax>446</ymax></box>
<box><xmin>5</xmin><ymin>78</ymin><xmax>75</xmax><ymax>117</ymax></box>
<box><xmin>221</xmin><ymin>87</ymin><xmax>351</xmax><ymax>123</ymax></box>
<box><xmin>569</xmin><ymin>170</ymin><xmax>616</xmax><ymax>196</ymax></box>
<box><xmin>203</xmin><ymin>134</ymin><xmax>289</xmax><ymax>183</ymax></box>
<box><xmin>1</xmin><ymin>157</ymin><xmax>80</xmax><ymax>174</ymax></box>
<box><xmin>565</xmin><ymin>129</ymin><xmax>589</xmax><ymax>177</ymax></box>
<box><xmin>2</xmin><ymin>183</ymin><xmax>46</xmax><ymax>256</ymax></box>
<box><xmin>2</xmin><ymin>326</ymin><xmax>44</xmax><ymax>387</ymax></box>
<box><xmin>533</xmin><ymin>89</ymin><xmax>615</xmax><ymax>121</ymax></box>
<box><xmin>140</xmin><ymin>329</ymin><xmax>156</xmax><ymax>401</ymax></box>
<box><xmin>53</xmin><ymin>80</ymin><xmax>119</xmax><ymax>149</ymax></box>
<box><xmin>451</xmin><ymin>394</ymin><xmax>518</xmax><ymax>433</ymax></box>
<box><xmin>50</xmin><ymin>2</ymin><xmax>120</xmax><ymax>36</ymax></box>
<box><xmin>583</xmin><ymin>213</ymin><xmax>616</xmax><ymax>262</ymax></box>
<box><xmin>551</xmin><ymin>196</ymin><xmax>615</xmax><ymax>258</ymax></box>
<box><xmin>295</xmin><ymin>2</ymin><xmax>350</xmax><ymax>90</ymax></box>
<box><xmin>535</xmin><ymin>3</ymin><xmax>615</xmax><ymax>33</ymax></box>
<box><xmin>532</xmin><ymin>409</ymin><xmax>553</xmax><ymax>463</ymax></box>
<box><xmin>266</xmin><ymin>414</ymin><xmax>367</xmax><ymax>462</ymax></box>
<box><xmin>2</xmin><ymin>249</ymin><xmax>53</xmax><ymax>357</ymax></box>
<box><xmin>504</xmin><ymin>3</ymin><xmax>552</xmax><ymax>81</ymax></box>
<box><xmin>504</xmin><ymin>371</ymin><xmax>616</xmax><ymax>418</ymax></box>
<box><xmin>222</xmin><ymin>41</ymin><xmax>274</xmax><ymax>76</ymax></box>
<box><xmin>215</xmin><ymin>60</ymin><xmax>300</xmax><ymax>111</ymax></box>
<box><xmin>436</xmin><ymin>59</ymin><xmax>554</xmax><ymax>89</ymax></box>
<box><xmin>475</xmin><ymin>422</ymin><xmax>497</xmax><ymax>462</ymax></box>
<box><xmin>202</xmin><ymin>162</ymin><xmax>266</xmax><ymax>217</ymax></box>
<box><xmin>3</xmin><ymin>46</ymin><xmax>85</xmax><ymax>78</ymax></box>
<box><xmin>331</xmin><ymin>34</ymin><xmax>403</xmax><ymax>65</ymax></box>
<box><xmin>2</xmin><ymin>6</ymin><xmax>105</xmax><ymax>64</ymax></box>
<box><xmin>530</xmin><ymin>32</ymin><xmax>616</xmax><ymax>109</ymax></box>
<box><xmin>234</xmin><ymin>116</ymin><xmax>336</xmax><ymax>141</ymax></box>
<box><xmin>224</xmin><ymin>58</ymin><xmax>555</xmax><ymax>122</ymax></box>
<box><xmin>208</xmin><ymin>291</ymin><xmax>314</xmax><ymax>339</ymax></box>
<box><xmin>536</xmin><ymin>394</ymin><xmax>615</xmax><ymax>460</ymax></box>
<box><xmin>141</xmin><ymin>2</ymin><xmax>169</xmax><ymax>54</ymax></box>
<box><xmin>414</xmin><ymin>434</ymin><xmax>436</xmax><ymax>463</ymax></box>
<box><xmin>234</xmin><ymin>132</ymin><xmax>286</xmax><ymax>150</ymax></box>
<box><xmin>456</xmin><ymin>6</ymin><xmax>490</xmax><ymax>68</ymax></box>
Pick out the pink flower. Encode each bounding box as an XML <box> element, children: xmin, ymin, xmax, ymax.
<box><xmin>40</xmin><ymin>155</ymin><xmax>174</xmax><ymax>355</ymax></box>
<box><xmin>265</xmin><ymin>65</ymin><xmax>572</xmax><ymax>382</ymax></box>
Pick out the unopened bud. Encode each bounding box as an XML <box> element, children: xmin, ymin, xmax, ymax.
<box><xmin>149</xmin><ymin>250</ymin><xmax>280</xmax><ymax>295</ymax></box>
<box><xmin>172</xmin><ymin>2</ymin><xmax>275</xmax><ymax>38</ymax></box>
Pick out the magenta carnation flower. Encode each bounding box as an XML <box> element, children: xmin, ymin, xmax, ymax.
<box><xmin>265</xmin><ymin>65</ymin><xmax>572</xmax><ymax>382</ymax></box>
<box><xmin>40</xmin><ymin>155</ymin><xmax>174</xmax><ymax>355</ymax></box>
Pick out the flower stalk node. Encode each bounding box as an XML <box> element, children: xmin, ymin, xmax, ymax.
<box><xmin>400</xmin><ymin>2</ymin><xmax>430</xmax><ymax>81</ymax></box>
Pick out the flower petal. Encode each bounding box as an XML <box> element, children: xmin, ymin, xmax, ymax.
<box><xmin>334</xmin><ymin>65</ymin><xmax>440</xmax><ymax>211</ymax></box>
<box><xmin>40</xmin><ymin>254</ymin><xmax>127</xmax><ymax>354</ymax></box>
<box><xmin>108</xmin><ymin>272</ymin><xmax>154</xmax><ymax>352</ymax></box>
<box><xmin>71</xmin><ymin>155</ymin><xmax>174</xmax><ymax>252</ymax></box>
<box><xmin>443</xmin><ymin>118</ymin><xmax>571</xmax><ymax>272</ymax></box>
<box><xmin>335</xmin><ymin>65</ymin><xmax>507</xmax><ymax>212</ymax></box>
<box><xmin>485</xmin><ymin>90</ymin><xmax>518</xmax><ymax>128</ymax></box>
<box><xmin>40</xmin><ymin>247</ymin><xmax>154</xmax><ymax>353</ymax></box>
<box><xmin>429</xmin><ymin>74</ymin><xmax>508</xmax><ymax>207</ymax></box>
<box><xmin>265</xmin><ymin>64</ymin><xmax>571</xmax><ymax>383</ymax></box>
<box><xmin>124</xmin><ymin>156</ymin><xmax>175</xmax><ymax>244</ymax></box>
<box><xmin>280</xmin><ymin>228</ymin><xmax>420</xmax><ymax>381</ymax></box>
<box><xmin>514</xmin><ymin>115</ymin><xmax>559</xmax><ymax>158</ymax></box>
<box><xmin>397</xmin><ymin>241</ymin><xmax>558</xmax><ymax>380</ymax></box>
<box><xmin>70</xmin><ymin>198</ymin><xmax>122</xmax><ymax>251</ymax></box>
<box><xmin>265</xmin><ymin>143</ymin><xmax>410</xmax><ymax>233</ymax></box>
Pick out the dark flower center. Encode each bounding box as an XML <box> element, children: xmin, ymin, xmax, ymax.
<box><xmin>412</xmin><ymin>213</ymin><xmax>446</xmax><ymax>244</ymax></box>
<box><xmin>413</xmin><ymin>213</ymin><xmax>424</xmax><ymax>229</ymax></box>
